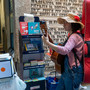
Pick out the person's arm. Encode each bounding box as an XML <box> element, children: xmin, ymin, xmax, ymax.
<box><xmin>42</xmin><ymin>34</ymin><xmax>76</xmax><ymax>55</ymax></box>
<box><xmin>46</xmin><ymin>40</ymin><xmax>59</xmax><ymax>52</ymax></box>
<box><xmin>42</xmin><ymin>35</ymin><xmax>59</xmax><ymax>51</ymax></box>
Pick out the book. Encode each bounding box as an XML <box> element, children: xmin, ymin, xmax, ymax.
<box><xmin>30</xmin><ymin>60</ymin><xmax>38</xmax><ymax>66</ymax></box>
<box><xmin>24</xmin><ymin>63</ymin><xmax>31</xmax><ymax>67</ymax></box>
<box><xmin>20</xmin><ymin>22</ymin><xmax>28</xmax><ymax>35</ymax></box>
<box><xmin>29</xmin><ymin>68</ymin><xmax>39</xmax><ymax>79</ymax></box>
<box><xmin>38</xmin><ymin>60</ymin><xmax>44</xmax><ymax>65</ymax></box>
<box><xmin>28</xmin><ymin>22</ymin><xmax>41</xmax><ymax>34</ymax></box>
<box><xmin>25</xmin><ymin>43</ymin><xmax>38</xmax><ymax>51</ymax></box>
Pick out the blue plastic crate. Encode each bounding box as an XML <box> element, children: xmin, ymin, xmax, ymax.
<box><xmin>46</xmin><ymin>77</ymin><xmax>59</xmax><ymax>90</ymax></box>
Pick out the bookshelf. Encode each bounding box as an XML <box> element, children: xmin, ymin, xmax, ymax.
<box><xmin>20</xmin><ymin>19</ymin><xmax>45</xmax><ymax>90</ymax></box>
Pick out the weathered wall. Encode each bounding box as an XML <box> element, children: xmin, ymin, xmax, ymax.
<box><xmin>14</xmin><ymin>0</ymin><xmax>83</xmax><ymax>62</ymax></box>
<box><xmin>30</xmin><ymin>0</ymin><xmax>83</xmax><ymax>52</ymax></box>
<box><xmin>14</xmin><ymin>0</ymin><xmax>31</xmax><ymax>62</ymax></box>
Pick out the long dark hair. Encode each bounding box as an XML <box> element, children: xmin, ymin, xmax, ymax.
<box><xmin>71</xmin><ymin>23</ymin><xmax>81</xmax><ymax>33</ymax></box>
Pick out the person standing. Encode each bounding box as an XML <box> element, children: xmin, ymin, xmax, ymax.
<box><xmin>42</xmin><ymin>13</ymin><xmax>84</xmax><ymax>90</ymax></box>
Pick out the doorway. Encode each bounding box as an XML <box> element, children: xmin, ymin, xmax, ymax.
<box><xmin>0</xmin><ymin>0</ymin><xmax>15</xmax><ymax>53</ymax></box>
<box><xmin>0</xmin><ymin>0</ymin><xmax>5</xmax><ymax>52</ymax></box>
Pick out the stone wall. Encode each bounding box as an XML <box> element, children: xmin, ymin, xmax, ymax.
<box><xmin>14</xmin><ymin>0</ymin><xmax>83</xmax><ymax>77</ymax></box>
<box><xmin>14</xmin><ymin>0</ymin><xmax>83</xmax><ymax>61</ymax></box>
<box><xmin>30</xmin><ymin>0</ymin><xmax>83</xmax><ymax>52</ymax></box>
<box><xmin>30</xmin><ymin>0</ymin><xmax>84</xmax><ymax>73</ymax></box>
<box><xmin>14</xmin><ymin>0</ymin><xmax>31</xmax><ymax>62</ymax></box>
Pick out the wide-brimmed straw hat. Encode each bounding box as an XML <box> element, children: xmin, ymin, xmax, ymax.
<box><xmin>57</xmin><ymin>13</ymin><xmax>84</xmax><ymax>30</ymax></box>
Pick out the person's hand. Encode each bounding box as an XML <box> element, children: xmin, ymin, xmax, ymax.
<box><xmin>42</xmin><ymin>34</ymin><xmax>49</xmax><ymax>44</ymax></box>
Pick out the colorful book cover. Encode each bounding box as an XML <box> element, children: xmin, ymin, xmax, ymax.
<box><xmin>29</xmin><ymin>68</ymin><xmax>39</xmax><ymax>79</ymax></box>
<box><xmin>28</xmin><ymin>22</ymin><xmax>41</xmax><ymax>34</ymax></box>
<box><xmin>25</xmin><ymin>43</ymin><xmax>38</xmax><ymax>51</ymax></box>
<box><xmin>20</xmin><ymin>22</ymin><xmax>28</xmax><ymax>35</ymax></box>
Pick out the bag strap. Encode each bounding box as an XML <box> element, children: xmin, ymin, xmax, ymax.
<box><xmin>72</xmin><ymin>33</ymin><xmax>84</xmax><ymax>67</ymax></box>
<box><xmin>65</xmin><ymin>33</ymin><xmax>83</xmax><ymax>67</ymax></box>
<box><xmin>72</xmin><ymin>49</ymin><xmax>80</xmax><ymax>68</ymax></box>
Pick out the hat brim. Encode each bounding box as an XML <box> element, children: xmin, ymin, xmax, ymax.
<box><xmin>57</xmin><ymin>16</ymin><xmax>84</xmax><ymax>30</ymax></box>
<box><xmin>57</xmin><ymin>16</ymin><xmax>75</xmax><ymax>24</ymax></box>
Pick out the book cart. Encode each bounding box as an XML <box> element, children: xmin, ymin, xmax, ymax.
<box><xmin>19</xmin><ymin>16</ymin><xmax>46</xmax><ymax>90</ymax></box>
